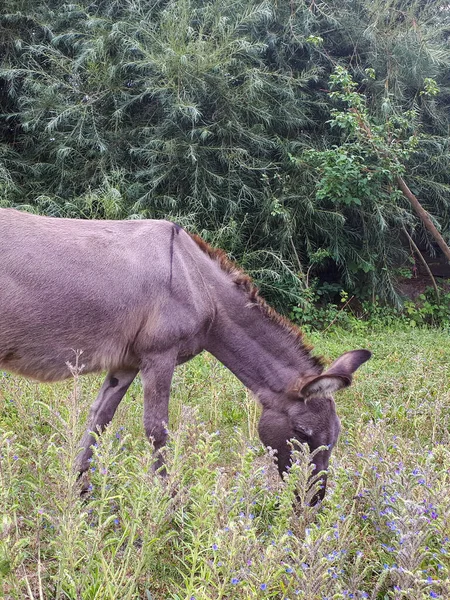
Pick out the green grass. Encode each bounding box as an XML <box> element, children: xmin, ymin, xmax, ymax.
<box><xmin>1</xmin><ymin>325</ymin><xmax>450</xmax><ymax>599</ymax></box>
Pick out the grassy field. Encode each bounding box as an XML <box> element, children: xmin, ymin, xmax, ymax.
<box><xmin>1</xmin><ymin>325</ymin><xmax>450</xmax><ymax>599</ymax></box>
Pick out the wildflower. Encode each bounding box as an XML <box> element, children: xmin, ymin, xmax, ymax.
<box><xmin>231</xmin><ymin>578</ymin><xmax>239</xmax><ymax>585</ymax></box>
<box><xmin>212</xmin><ymin>544</ymin><xmax>218</xmax><ymax>551</ymax></box>
<box><xmin>286</xmin><ymin>567</ymin><xmax>293</xmax><ymax>574</ymax></box>
<box><xmin>430</xmin><ymin>593</ymin><xmax>439</xmax><ymax>598</ymax></box>
<box><xmin>260</xmin><ymin>583</ymin><xmax>267</xmax><ymax>591</ymax></box>
<box><xmin>13</xmin><ymin>455</ymin><xmax>18</xmax><ymax>460</ymax></box>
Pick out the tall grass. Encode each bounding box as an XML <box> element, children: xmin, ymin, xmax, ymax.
<box><xmin>1</xmin><ymin>326</ymin><xmax>450</xmax><ymax>598</ymax></box>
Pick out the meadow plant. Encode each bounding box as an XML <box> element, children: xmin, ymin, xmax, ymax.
<box><xmin>1</xmin><ymin>327</ymin><xmax>450</xmax><ymax>598</ymax></box>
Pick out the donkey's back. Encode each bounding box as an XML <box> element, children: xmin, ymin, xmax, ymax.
<box><xmin>0</xmin><ymin>209</ymin><xmax>213</xmax><ymax>382</ymax></box>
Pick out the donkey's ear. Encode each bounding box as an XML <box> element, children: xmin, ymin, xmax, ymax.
<box><xmin>326</xmin><ymin>349</ymin><xmax>372</xmax><ymax>376</ymax></box>
<box><xmin>298</xmin><ymin>373</ymin><xmax>351</xmax><ymax>398</ymax></box>
<box><xmin>297</xmin><ymin>349</ymin><xmax>371</xmax><ymax>399</ymax></box>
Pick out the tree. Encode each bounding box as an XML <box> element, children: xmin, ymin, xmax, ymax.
<box><xmin>1</xmin><ymin>0</ymin><xmax>450</xmax><ymax>306</ymax></box>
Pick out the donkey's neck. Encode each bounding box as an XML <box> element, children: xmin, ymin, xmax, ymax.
<box><xmin>205</xmin><ymin>286</ymin><xmax>322</xmax><ymax>401</ymax></box>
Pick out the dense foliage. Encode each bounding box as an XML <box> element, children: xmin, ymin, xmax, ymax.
<box><xmin>1</xmin><ymin>0</ymin><xmax>450</xmax><ymax>305</ymax></box>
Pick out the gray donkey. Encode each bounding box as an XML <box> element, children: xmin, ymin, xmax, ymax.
<box><xmin>0</xmin><ymin>209</ymin><xmax>371</xmax><ymax>503</ymax></box>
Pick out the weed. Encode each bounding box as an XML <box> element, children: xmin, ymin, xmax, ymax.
<box><xmin>1</xmin><ymin>327</ymin><xmax>450</xmax><ymax>598</ymax></box>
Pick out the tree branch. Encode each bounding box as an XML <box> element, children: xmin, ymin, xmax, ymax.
<box><xmin>397</xmin><ymin>176</ymin><xmax>450</xmax><ymax>264</ymax></box>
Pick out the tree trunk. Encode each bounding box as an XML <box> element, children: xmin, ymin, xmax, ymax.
<box><xmin>402</xmin><ymin>226</ymin><xmax>439</xmax><ymax>300</ymax></box>
<box><xmin>397</xmin><ymin>175</ymin><xmax>450</xmax><ymax>264</ymax></box>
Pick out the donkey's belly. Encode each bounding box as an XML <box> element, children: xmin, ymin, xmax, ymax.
<box><xmin>0</xmin><ymin>327</ymin><xmax>139</xmax><ymax>382</ymax></box>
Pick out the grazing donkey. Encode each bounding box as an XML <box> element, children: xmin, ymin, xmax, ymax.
<box><xmin>0</xmin><ymin>209</ymin><xmax>370</xmax><ymax>502</ymax></box>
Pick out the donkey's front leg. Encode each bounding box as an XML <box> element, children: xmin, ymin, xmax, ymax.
<box><xmin>140</xmin><ymin>351</ymin><xmax>177</xmax><ymax>473</ymax></box>
<box><xmin>78</xmin><ymin>368</ymin><xmax>139</xmax><ymax>474</ymax></box>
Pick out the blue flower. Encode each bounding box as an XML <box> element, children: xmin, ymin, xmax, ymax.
<box><xmin>212</xmin><ymin>544</ymin><xmax>218</xmax><ymax>551</ymax></box>
<box><xmin>260</xmin><ymin>583</ymin><xmax>267</xmax><ymax>590</ymax></box>
<box><xmin>430</xmin><ymin>592</ymin><xmax>439</xmax><ymax>598</ymax></box>
<box><xmin>231</xmin><ymin>578</ymin><xmax>239</xmax><ymax>585</ymax></box>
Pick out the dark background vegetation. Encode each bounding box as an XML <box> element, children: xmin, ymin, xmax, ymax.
<box><xmin>1</xmin><ymin>0</ymin><xmax>450</xmax><ymax>312</ymax></box>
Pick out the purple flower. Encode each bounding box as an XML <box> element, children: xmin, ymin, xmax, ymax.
<box><xmin>212</xmin><ymin>544</ymin><xmax>218</xmax><ymax>551</ymax></box>
<box><xmin>430</xmin><ymin>593</ymin><xmax>439</xmax><ymax>598</ymax></box>
<box><xmin>260</xmin><ymin>583</ymin><xmax>267</xmax><ymax>590</ymax></box>
<box><xmin>286</xmin><ymin>567</ymin><xmax>293</xmax><ymax>574</ymax></box>
<box><xmin>231</xmin><ymin>578</ymin><xmax>239</xmax><ymax>585</ymax></box>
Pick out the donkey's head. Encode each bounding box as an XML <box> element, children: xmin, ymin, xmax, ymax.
<box><xmin>258</xmin><ymin>349</ymin><xmax>371</xmax><ymax>505</ymax></box>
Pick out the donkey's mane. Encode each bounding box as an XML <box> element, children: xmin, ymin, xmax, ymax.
<box><xmin>189</xmin><ymin>233</ymin><xmax>325</xmax><ymax>373</ymax></box>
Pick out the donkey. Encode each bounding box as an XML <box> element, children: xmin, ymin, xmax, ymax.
<box><xmin>0</xmin><ymin>208</ymin><xmax>371</xmax><ymax>503</ymax></box>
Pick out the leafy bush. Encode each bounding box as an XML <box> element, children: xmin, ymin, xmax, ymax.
<box><xmin>290</xmin><ymin>282</ymin><xmax>450</xmax><ymax>331</ymax></box>
<box><xmin>1</xmin><ymin>0</ymin><xmax>450</xmax><ymax>306</ymax></box>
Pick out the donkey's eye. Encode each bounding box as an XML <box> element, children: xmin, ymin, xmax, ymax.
<box><xmin>293</xmin><ymin>428</ymin><xmax>310</xmax><ymax>441</ymax></box>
